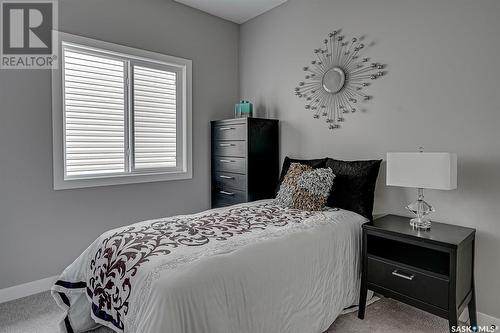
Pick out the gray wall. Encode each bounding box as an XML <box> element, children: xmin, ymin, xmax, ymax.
<box><xmin>240</xmin><ymin>0</ymin><xmax>500</xmax><ymax>318</ymax></box>
<box><xmin>0</xmin><ymin>0</ymin><xmax>238</xmax><ymax>289</ymax></box>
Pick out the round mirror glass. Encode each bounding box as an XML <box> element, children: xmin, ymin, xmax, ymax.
<box><xmin>322</xmin><ymin>67</ymin><xmax>346</xmax><ymax>94</ymax></box>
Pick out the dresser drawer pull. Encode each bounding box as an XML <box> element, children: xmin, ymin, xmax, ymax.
<box><xmin>219</xmin><ymin>191</ymin><xmax>235</xmax><ymax>196</ymax></box>
<box><xmin>219</xmin><ymin>143</ymin><xmax>236</xmax><ymax>147</ymax></box>
<box><xmin>219</xmin><ymin>175</ymin><xmax>235</xmax><ymax>180</ymax></box>
<box><xmin>391</xmin><ymin>270</ymin><xmax>415</xmax><ymax>281</ymax></box>
<box><xmin>218</xmin><ymin>127</ymin><xmax>235</xmax><ymax>131</ymax></box>
<box><xmin>219</xmin><ymin>159</ymin><xmax>235</xmax><ymax>163</ymax></box>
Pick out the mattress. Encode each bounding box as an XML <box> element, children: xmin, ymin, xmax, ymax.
<box><xmin>52</xmin><ymin>199</ymin><xmax>368</xmax><ymax>333</ymax></box>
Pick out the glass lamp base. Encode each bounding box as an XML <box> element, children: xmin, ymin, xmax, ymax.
<box><xmin>406</xmin><ymin>188</ymin><xmax>435</xmax><ymax>230</ymax></box>
<box><xmin>409</xmin><ymin>217</ymin><xmax>431</xmax><ymax>230</ymax></box>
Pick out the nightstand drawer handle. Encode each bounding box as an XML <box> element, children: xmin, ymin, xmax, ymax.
<box><xmin>219</xmin><ymin>159</ymin><xmax>235</xmax><ymax>163</ymax></box>
<box><xmin>391</xmin><ymin>270</ymin><xmax>415</xmax><ymax>281</ymax></box>
<box><xmin>219</xmin><ymin>143</ymin><xmax>236</xmax><ymax>147</ymax></box>
<box><xmin>219</xmin><ymin>191</ymin><xmax>235</xmax><ymax>196</ymax></box>
<box><xmin>219</xmin><ymin>175</ymin><xmax>235</xmax><ymax>180</ymax></box>
<box><xmin>219</xmin><ymin>127</ymin><xmax>235</xmax><ymax>131</ymax></box>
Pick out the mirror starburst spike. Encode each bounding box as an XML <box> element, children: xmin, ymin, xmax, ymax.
<box><xmin>294</xmin><ymin>29</ymin><xmax>387</xmax><ymax>131</ymax></box>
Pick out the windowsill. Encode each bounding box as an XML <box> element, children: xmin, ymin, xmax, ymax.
<box><xmin>54</xmin><ymin>170</ymin><xmax>192</xmax><ymax>190</ymax></box>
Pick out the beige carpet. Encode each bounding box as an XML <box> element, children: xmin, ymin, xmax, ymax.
<box><xmin>0</xmin><ymin>291</ymin><xmax>450</xmax><ymax>333</ymax></box>
<box><xmin>326</xmin><ymin>297</ymin><xmax>449</xmax><ymax>333</ymax></box>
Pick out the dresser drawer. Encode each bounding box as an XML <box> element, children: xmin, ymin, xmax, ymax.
<box><xmin>213</xmin><ymin>123</ymin><xmax>246</xmax><ymax>141</ymax></box>
<box><xmin>367</xmin><ymin>256</ymin><xmax>449</xmax><ymax>309</ymax></box>
<box><xmin>214</xmin><ymin>172</ymin><xmax>247</xmax><ymax>190</ymax></box>
<box><xmin>213</xmin><ymin>140</ymin><xmax>246</xmax><ymax>157</ymax></box>
<box><xmin>213</xmin><ymin>188</ymin><xmax>247</xmax><ymax>207</ymax></box>
<box><xmin>213</xmin><ymin>157</ymin><xmax>246</xmax><ymax>174</ymax></box>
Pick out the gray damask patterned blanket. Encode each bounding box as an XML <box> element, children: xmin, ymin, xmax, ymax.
<box><xmin>52</xmin><ymin>201</ymin><xmax>323</xmax><ymax>333</ymax></box>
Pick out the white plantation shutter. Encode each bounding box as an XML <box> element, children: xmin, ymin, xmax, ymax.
<box><xmin>54</xmin><ymin>34</ymin><xmax>191</xmax><ymax>189</ymax></box>
<box><xmin>133</xmin><ymin>65</ymin><xmax>177</xmax><ymax>170</ymax></box>
<box><xmin>63</xmin><ymin>48</ymin><xmax>126</xmax><ymax>177</ymax></box>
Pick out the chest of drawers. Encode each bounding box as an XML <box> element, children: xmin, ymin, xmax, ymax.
<box><xmin>211</xmin><ymin>118</ymin><xmax>279</xmax><ymax>208</ymax></box>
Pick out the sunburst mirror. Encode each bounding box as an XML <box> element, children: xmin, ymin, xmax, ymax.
<box><xmin>294</xmin><ymin>29</ymin><xmax>387</xmax><ymax>130</ymax></box>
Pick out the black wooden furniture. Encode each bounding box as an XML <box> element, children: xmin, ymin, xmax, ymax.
<box><xmin>211</xmin><ymin>118</ymin><xmax>279</xmax><ymax>208</ymax></box>
<box><xmin>358</xmin><ymin>214</ymin><xmax>476</xmax><ymax>332</ymax></box>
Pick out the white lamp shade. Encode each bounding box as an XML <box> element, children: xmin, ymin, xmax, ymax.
<box><xmin>386</xmin><ymin>152</ymin><xmax>457</xmax><ymax>190</ymax></box>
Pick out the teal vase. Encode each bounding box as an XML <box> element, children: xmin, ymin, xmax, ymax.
<box><xmin>234</xmin><ymin>101</ymin><xmax>253</xmax><ymax>118</ymax></box>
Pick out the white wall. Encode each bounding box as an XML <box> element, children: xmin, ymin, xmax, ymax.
<box><xmin>0</xmin><ymin>0</ymin><xmax>238</xmax><ymax>289</ymax></box>
<box><xmin>240</xmin><ymin>0</ymin><xmax>500</xmax><ymax>318</ymax></box>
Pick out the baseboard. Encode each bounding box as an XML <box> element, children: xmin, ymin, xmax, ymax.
<box><xmin>0</xmin><ymin>275</ymin><xmax>58</xmax><ymax>304</ymax></box>
<box><xmin>458</xmin><ymin>308</ymin><xmax>500</xmax><ymax>328</ymax></box>
<box><xmin>478</xmin><ymin>312</ymin><xmax>500</xmax><ymax>328</ymax></box>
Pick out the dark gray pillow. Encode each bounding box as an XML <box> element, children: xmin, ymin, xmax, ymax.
<box><xmin>325</xmin><ymin>158</ymin><xmax>382</xmax><ymax>221</ymax></box>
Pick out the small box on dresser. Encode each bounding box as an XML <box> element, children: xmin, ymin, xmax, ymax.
<box><xmin>211</xmin><ymin>118</ymin><xmax>279</xmax><ymax>208</ymax></box>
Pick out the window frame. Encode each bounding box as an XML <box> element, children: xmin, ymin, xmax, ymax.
<box><xmin>52</xmin><ymin>32</ymin><xmax>192</xmax><ymax>190</ymax></box>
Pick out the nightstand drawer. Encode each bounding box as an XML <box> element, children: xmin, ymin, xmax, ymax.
<box><xmin>367</xmin><ymin>256</ymin><xmax>449</xmax><ymax>309</ymax></box>
<box><xmin>213</xmin><ymin>140</ymin><xmax>246</xmax><ymax>157</ymax></box>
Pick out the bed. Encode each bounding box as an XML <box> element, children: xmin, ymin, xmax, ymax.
<box><xmin>51</xmin><ymin>199</ymin><xmax>368</xmax><ymax>333</ymax></box>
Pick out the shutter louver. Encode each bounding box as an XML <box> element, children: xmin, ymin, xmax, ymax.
<box><xmin>63</xmin><ymin>49</ymin><xmax>126</xmax><ymax>177</ymax></box>
<box><xmin>133</xmin><ymin>65</ymin><xmax>177</xmax><ymax>170</ymax></box>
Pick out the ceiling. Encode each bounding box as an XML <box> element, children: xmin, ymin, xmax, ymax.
<box><xmin>173</xmin><ymin>0</ymin><xmax>288</xmax><ymax>24</ymax></box>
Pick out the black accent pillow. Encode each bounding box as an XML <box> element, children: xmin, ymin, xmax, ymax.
<box><xmin>276</xmin><ymin>157</ymin><xmax>328</xmax><ymax>195</ymax></box>
<box><xmin>325</xmin><ymin>158</ymin><xmax>382</xmax><ymax>221</ymax></box>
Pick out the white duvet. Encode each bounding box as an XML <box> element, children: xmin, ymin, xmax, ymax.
<box><xmin>52</xmin><ymin>200</ymin><xmax>367</xmax><ymax>333</ymax></box>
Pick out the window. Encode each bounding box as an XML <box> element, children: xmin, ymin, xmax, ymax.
<box><xmin>52</xmin><ymin>32</ymin><xmax>192</xmax><ymax>189</ymax></box>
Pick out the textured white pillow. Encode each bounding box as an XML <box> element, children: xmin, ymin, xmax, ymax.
<box><xmin>275</xmin><ymin>163</ymin><xmax>335</xmax><ymax>211</ymax></box>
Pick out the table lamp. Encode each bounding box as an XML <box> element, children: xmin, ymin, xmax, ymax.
<box><xmin>386</xmin><ymin>151</ymin><xmax>457</xmax><ymax>229</ymax></box>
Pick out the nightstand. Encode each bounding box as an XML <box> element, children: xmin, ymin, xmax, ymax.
<box><xmin>358</xmin><ymin>214</ymin><xmax>476</xmax><ymax>332</ymax></box>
